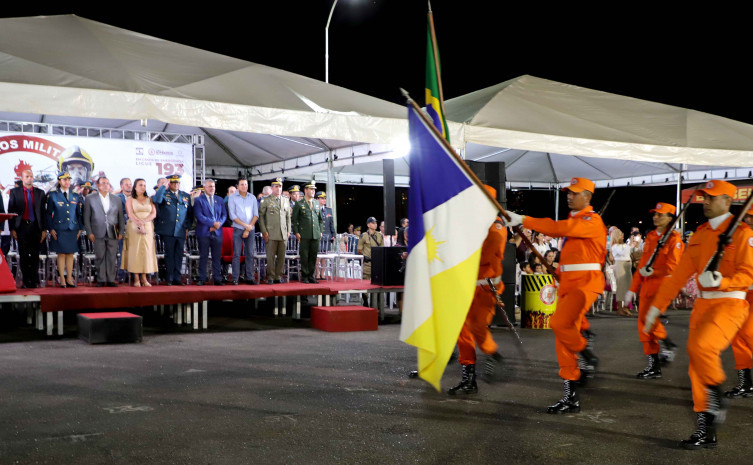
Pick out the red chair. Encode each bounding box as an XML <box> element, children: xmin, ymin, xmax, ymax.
<box><xmin>221</xmin><ymin>227</ymin><xmax>243</xmax><ymax>281</ymax></box>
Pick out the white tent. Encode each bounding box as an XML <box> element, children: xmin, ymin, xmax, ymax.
<box><xmin>0</xmin><ymin>14</ymin><xmax>452</xmax><ymax>183</ymax></box>
<box><xmin>446</xmin><ymin>75</ymin><xmax>753</xmax><ymax>188</ymax></box>
<box><xmin>3</xmin><ymin>16</ymin><xmax>752</xmax><ymax>191</ymax></box>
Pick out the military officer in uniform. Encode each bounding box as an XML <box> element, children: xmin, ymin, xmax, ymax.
<box><xmin>259</xmin><ymin>178</ymin><xmax>292</xmax><ymax>284</ymax></box>
<box><xmin>315</xmin><ymin>191</ymin><xmax>336</xmax><ymax>279</ymax></box>
<box><xmin>358</xmin><ymin>217</ymin><xmax>384</xmax><ymax>280</ymax></box>
<box><xmin>46</xmin><ymin>171</ymin><xmax>83</xmax><ymax>287</ymax></box>
<box><xmin>288</xmin><ymin>185</ymin><xmax>302</xmax><ymax>209</ymax></box>
<box><xmin>153</xmin><ymin>174</ymin><xmax>193</xmax><ymax>285</ymax></box>
<box><xmin>292</xmin><ymin>182</ymin><xmax>324</xmax><ymax>283</ymax></box>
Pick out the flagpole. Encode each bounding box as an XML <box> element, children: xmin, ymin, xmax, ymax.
<box><xmin>401</xmin><ymin>89</ymin><xmax>556</xmax><ymax>277</ymax></box>
<box><xmin>427</xmin><ymin>2</ymin><xmax>447</xmax><ymax>126</ymax></box>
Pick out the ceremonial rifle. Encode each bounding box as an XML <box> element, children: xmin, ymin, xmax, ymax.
<box><xmin>704</xmin><ymin>191</ymin><xmax>753</xmax><ymax>273</ymax></box>
<box><xmin>598</xmin><ymin>189</ymin><xmax>616</xmax><ymax>218</ymax></box>
<box><xmin>644</xmin><ymin>189</ymin><xmax>699</xmax><ymax>273</ymax></box>
<box><xmin>486</xmin><ymin>278</ymin><xmax>527</xmax><ymax>358</ymax></box>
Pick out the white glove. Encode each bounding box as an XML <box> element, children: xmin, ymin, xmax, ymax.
<box><xmin>639</xmin><ymin>266</ymin><xmax>654</xmax><ymax>277</ymax></box>
<box><xmin>698</xmin><ymin>270</ymin><xmax>723</xmax><ymax>289</ymax></box>
<box><xmin>643</xmin><ymin>306</ymin><xmax>661</xmax><ymax>334</ymax></box>
<box><xmin>503</xmin><ymin>211</ymin><xmax>524</xmax><ymax>228</ymax></box>
<box><xmin>624</xmin><ymin>290</ymin><xmax>635</xmax><ymax>309</ymax></box>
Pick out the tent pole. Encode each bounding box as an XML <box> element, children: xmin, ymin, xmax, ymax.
<box><xmin>555</xmin><ymin>187</ymin><xmax>560</xmax><ymax>221</ymax></box>
<box><xmin>677</xmin><ymin>164</ymin><xmax>684</xmax><ymax>235</ymax></box>
<box><xmin>327</xmin><ymin>150</ymin><xmax>338</xmax><ymax>233</ymax></box>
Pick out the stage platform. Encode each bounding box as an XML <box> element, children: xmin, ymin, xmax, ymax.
<box><xmin>0</xmin><ymin>280</ymin><xmax>404</xmax><ymax>336</ymax></box>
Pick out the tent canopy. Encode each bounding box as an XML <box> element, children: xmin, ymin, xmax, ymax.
<box><xmin>0</xmin><ymin>14</ymin><xmax>438</xmax><ymax>180</ymax></box>
<box><xmin>446</xmin><ymin>75</ymin><xmax>753</xmax><ymax>187</ymax></box>
<box><xmin>2</xmin><ymin>17</ymin><xmax>753</xmax><ymax>188</ymax></box>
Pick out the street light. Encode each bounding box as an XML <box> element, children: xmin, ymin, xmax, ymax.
<box><xmin>325</xmin><ymin>0</ymin><xmax>339</xmax><ymax>84</ymax></box>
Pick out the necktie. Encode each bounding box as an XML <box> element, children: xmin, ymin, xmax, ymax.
<box><xmin>64</xmin><ymin>191</ymin><xmax>68</xmax><ymax>201</ymax></box>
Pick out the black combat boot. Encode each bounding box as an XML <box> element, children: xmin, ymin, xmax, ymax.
<box><xmin>582</xmin><ymin>329</ymin><xmax>596</xmax><ymax>351</ymax></box>
<box><xmin>725</xmin><ymin>368</ymin><xmax>753</xmax><ymax>398</ymax></box>
<box><xmin>579</xmin><ymin>348</ymin><xmax>599</xmax><ymax>378</ymax></box>
<box><xmin>547</xmin><ymin>379</ymin><xmax>580</xmax><ymax>414</ymax></box>
<box><xmin>481</xmin><ymin>352</ymin><xmax>503</xmax><ymax>382</ymax></box>
<box><xmin>636</xmin><ymin>353</ymin><xmax>662</xmax><ymax>379</ymax></box>
<box><xmin>448</xmin><ymin>364</ymin><xmax>478</xmax><ymax>395</ymax></box>
<box><xmin>659</xmin><ymin>337</ymin><xmax>677</xmax><ymax>364</ymax></box>
<box><xmin>681</xmin><ymin>412</ymin><xmax>717</xmax><ymax>450</ymax></box>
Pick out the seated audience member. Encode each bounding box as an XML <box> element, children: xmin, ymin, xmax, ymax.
<box><xmin>521</xmin><ymin>262</ymin><xmax>533</xmax><ymax>274</ymax></box>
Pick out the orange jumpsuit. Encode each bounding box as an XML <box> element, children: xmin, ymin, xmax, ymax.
<box><xmin>629</xmin><ymin>228</ymin><xmax>684</xmax><ymax>355</ymax></box>
<box><xmin>524</xmin><ymin>208</ymin><xmax>606</xmax><ymax>380</ymax></box>
<box><xmin>457</xmin><ymin>219</ymin><xmax>508</xmax><ymax>365</ymax></box>
<box><xmin>729</xmin><ymin>288</ymin><xmax>753</xmax><ymax>370</ymax></box>
<box><xmin>650</xmin><ymin>217</ymin><xmax>753</xmax><ymax>412</ymax></box>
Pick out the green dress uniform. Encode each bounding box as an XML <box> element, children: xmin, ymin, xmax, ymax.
<box><xmin>291</xmin><ymin>198</ymin><xmax>324</xmax><ymax>282</ymax></box>
<box><xmin>358</xmin><ymin>230</ymin><xmax>384</xmax><ymax>280</ymax></box>
<box><xmin>258</xmin><ymin>194</ymin><xmax>292</xmax><ymax>282</ymax></box>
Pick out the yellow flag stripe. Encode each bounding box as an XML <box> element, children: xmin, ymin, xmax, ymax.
<box><xmin>404</xmin><ymin>247</ymin><xmax>482</xmax><ymax>391</ymax></box>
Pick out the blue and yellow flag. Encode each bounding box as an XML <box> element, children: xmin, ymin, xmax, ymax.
<box><xmin>399</xmin><ymin>105</ymin><xmax>497</xmax><ymax>391</ymax></box>
<box><xmin>425</xmin><ymin>16</ymin><xmax>449</xmax><ymax>142</ymax></box>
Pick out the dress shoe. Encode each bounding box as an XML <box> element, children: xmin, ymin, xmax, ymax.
<box><xmin>107</xmin><ymin>282</ymin><xmax>118</xmax><ymax>287</ymax></box>
<box><xmin>232</xmin><ymin>280</ymin><xmax>239</xmax><ymax>285</ymax></box>
<box><xmin>66</xmin><ymin>281</ymin><xmax>77</xmax><ymax>288</ymax></box>
<box><xmin>166</xmin><ymin>281</ymin><xmax>174</xmax><ymax>286</ymax></box>
<box><xmin>213</xmin><ymin>281</ymin><xmax>224</xmax><ymax>286</ymax></box>
<box><xmin>173</xmin><ymin>280</ymin><xmax>186</xmax><ymax>286</ymax></box>
<box><xmin>274</xmin><ymin>279</ymin><xmax>282</xmax><ymax>284</ymax></box>
<box><xmin>309</xmin><ymin>278</ymin><xmax>319</xmax><ymax>284</ymax></box>
<box><xmin>96</xmin><ymin>282</ymin><xmax>105</xmax><ymax>287</ymax></box>
<box><xmin>196</xmin><ymin>280</ymin><xmax>205</xmax><ymax>286</ymax></box>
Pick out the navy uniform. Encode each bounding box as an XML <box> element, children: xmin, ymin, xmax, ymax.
<box><xmin>316</xmin><ymin>191</ymin><xmax>336</xmax><ymax>241</ymax></box>
<box><xmin>46</xmin><ymin>172</ymin><xmax>83</xmax><ymax>254</ymax></box>
<box><xmin>154</xmin><ymin>174</ymin><xmax>193</xmax><ymax>285</ymax></box>
<box><xmin>288</xmin><ymin>185</ymin><xmax>301</xmax><ymax>209</ymax></box>
<box><xmin>291</xmin><ymin>182</ymin><xmax>324</xmax><ymax>283</ymax></box>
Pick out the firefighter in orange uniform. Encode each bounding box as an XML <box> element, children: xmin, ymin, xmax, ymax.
<box><xmin>645</xmin><ymin>180</ymin><xmax>753</xmax><ymax>449</ymax></box>
<box><xmin>448</xmin><ymin>187</ymin><xmax>508</xmax><ymax>395</ymax></box>
<box><xmin>624</xmin><ymin>202</ymin><xmax>684</xmax><ymax>379</ymax></box>
<box><xmin>724</xmin><ymin>206</ymin><xmax>753</xmax><ymax>398</ymax></box>
<box><xmin>504</xmin><ymin>177</ymin><xmax>606</xmax><ymax>414</ymax></box>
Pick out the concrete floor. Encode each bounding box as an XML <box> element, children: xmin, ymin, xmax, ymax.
<box><xmin>1</xmin><ymin>305</ymin><xmax>752</xmax><ymax>464</ymax></box>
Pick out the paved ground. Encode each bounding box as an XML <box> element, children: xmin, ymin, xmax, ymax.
<box><xmin>1</xmin><ymin>303</ymin><xmax>752</xmax><ymax>464</ymax></box>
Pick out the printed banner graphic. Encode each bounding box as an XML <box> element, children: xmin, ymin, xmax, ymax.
<box><xmin>0</xmin><ymin>133</ymin><xmax>194</xmax><ymax>194</ymax></box>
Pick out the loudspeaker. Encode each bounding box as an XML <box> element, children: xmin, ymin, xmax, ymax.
<box><xmin>371</xmin><ymin>246</ymin><xmax>406</xmax><ymax>285</ymax></box>
<box><xmin>467</xmin><ymin>161</ymin><xmax>507</xmax><ymax>209</ymax></box>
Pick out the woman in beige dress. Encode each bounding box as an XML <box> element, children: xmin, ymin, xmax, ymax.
<box><xmin>121</xmin><ymin>178</ymin><xmax>158</xmax><ymax>287</ymax></box>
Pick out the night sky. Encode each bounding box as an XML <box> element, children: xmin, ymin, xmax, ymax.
<box><xmin>4</xmin><ymin>2</ymin><xmax>751</xmax><ymax>232</ymax></box>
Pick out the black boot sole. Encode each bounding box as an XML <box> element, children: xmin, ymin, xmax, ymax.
<box><xmin>681</xmin><ymin>441</ymin><xmax>717</xmax><ymax>450</ymax></box>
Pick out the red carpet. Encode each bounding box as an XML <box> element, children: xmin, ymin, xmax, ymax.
<box><xmin>9</xmin><ymin>280</ymin><xmax>402</xmax><ymax>312</ymax></box>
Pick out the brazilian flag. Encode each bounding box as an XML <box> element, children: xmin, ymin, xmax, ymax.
<box><xmin>425</xmin><ymin>16</ymin><xmax>449</xmax><ymax>142</ymax></box>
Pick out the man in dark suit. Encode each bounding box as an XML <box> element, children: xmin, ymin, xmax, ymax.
<box><xmin>193</xmin><ymin>179</ymin><xmax>227</xmax><ymax>285</ymax></box>
<box><xmin>8</xmin><ymin>169</ymin><xmax>47</xmax><ymax>288</ymax></box>
<box><xmin>83</xmin><ymin>176</ymin><xmax>125</xmax><ymax>287</ymax></box>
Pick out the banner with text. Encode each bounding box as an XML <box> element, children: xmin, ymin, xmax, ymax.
<box><xmin>0</xmin><ymin>133</ymin><xmax>194</xmax><ymax>194</ymax></box>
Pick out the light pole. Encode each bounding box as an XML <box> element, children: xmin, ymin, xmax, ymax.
<box><xmin>325</xmin><ymin>0</ymin><xmax>339</xmax><ymax>83</ymax></box>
